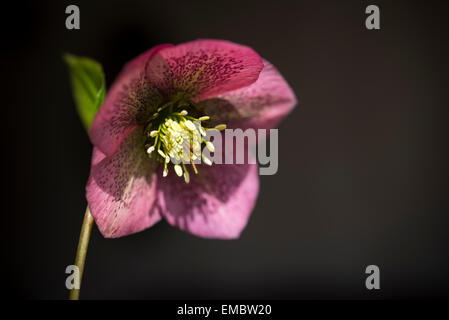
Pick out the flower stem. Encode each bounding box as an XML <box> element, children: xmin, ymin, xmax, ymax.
<box><xmin>69</xmin><ymin>206</ymin><xmax>94</xmax><ymax>300</ymax></box>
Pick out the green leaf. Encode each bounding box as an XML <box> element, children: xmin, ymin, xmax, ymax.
<box><xmin>64</xmin><ymin>54</ymin><xmax>106</xmax><ymax>131</ymax></box>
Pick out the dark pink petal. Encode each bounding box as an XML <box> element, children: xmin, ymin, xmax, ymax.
<box><xmin>198</xmin><ymin>59</ymin><xmax>297</xmax><ymax>130</ymax></box>
<box><xmin>86</xmin><ymin>128</ymin><xmax>161</xmax><ymax>238</ymax></box>
<box><xmin>156</xmin><ymin>160</ymin><xmax>259</xmax><ymax>239</ymax></box>
<box><xmin>146</xmin><ymin>39</ymin><xmax>263</xmax><ymax>101</ymax></box>
<box><xmin>90</xmin><ymin>44</ymin><xmax>172</xmax><ymax>156</ymax></box>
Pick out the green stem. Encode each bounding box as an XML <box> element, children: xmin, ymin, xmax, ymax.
<box><xmin>69</xmin><ymin>206</ymin><xmax>94</xmax><ymax>300</ymax></box>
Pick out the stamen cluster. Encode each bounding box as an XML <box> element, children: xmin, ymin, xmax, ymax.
<box><xmin>144</xmin><ymin>99</ymin><xmax>225</xmax><ymax>183</ymax></box>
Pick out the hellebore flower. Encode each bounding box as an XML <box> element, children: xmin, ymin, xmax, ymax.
<box><xmin>86</xmin><ymin>39</ymin><xmax>296</xmax><ymax>239</ymax></box>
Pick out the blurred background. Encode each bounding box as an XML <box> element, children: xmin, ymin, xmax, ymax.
<box><xmin>2</xmin><ymin>0</ymin><xmax>448</xmax><ymax>299</ymax></box>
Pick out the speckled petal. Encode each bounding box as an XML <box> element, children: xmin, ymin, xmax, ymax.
<box><xmin>156</xmin><ymin>159</ymin><xmax>259</xmax><ymax>239</ymax></box>
<box><xmin>86</xmin><ymin>128</ymin><xmax>161</xmax><ymax>238</ymax></box>
<box><xmin>197</xmin><ymin>59</ymin><xmax>297</xmax><ymax>130</ymax></box>
<box><xmin>90</xmin><ymin>44</ymin><xmax>171</xmax><ymax>156</ymax></box>
<box><xmin>146</xmin><ymin>39</ymin><xmax>263</xmax><ymax>101</ymax></box>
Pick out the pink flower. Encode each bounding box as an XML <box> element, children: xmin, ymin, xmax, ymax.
<box><xmin>86</xmin><ymin>39</ymin><xmax>296</xmax><ymax>239</ymax></box>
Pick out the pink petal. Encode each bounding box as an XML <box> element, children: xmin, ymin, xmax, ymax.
<box><xmin>146</xmin><ymin>39</ymin><xmax>263</xmax><ymax>101</ymax></box>
<box><xmin>198</xmin><ymin>59</ymin><xmax>297</xmax><ymax>130</ymax></box>
<box><xmin>90</xmin><ymin>147</ymin><xmax>106</xmax><ymax>166</ymax></box>
<box><xmin>86</xmin><ymin>128</ymin><xmax>161</xmax><ymax>238</ymax></box>
<box><xmin>90</xmin><ymin>44</ymin><xmax>172</xmax><ymax>156</ymax></box>
<box><xmin>156</xmin><ymin>160</ymin><xmax>259</xmax><ymax>239</ymax></box>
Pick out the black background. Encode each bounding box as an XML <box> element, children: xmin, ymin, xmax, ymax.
<box><xmin>2</xmin><ymin>0</ymin><xmax>448</xmax><ymax>299</ymax></box>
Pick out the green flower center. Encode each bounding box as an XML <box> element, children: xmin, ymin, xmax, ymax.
<box><xmin>144</xmin><ymin>98</ymin><xmax>226</xmax><ymax>183</ymax></box>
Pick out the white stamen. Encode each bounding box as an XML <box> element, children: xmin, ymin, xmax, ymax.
<box><xmin>174</xmin><ymin>164</ymin><xmax>183</xmax><ymax>177</ymax></box>
<box><xmin>150</xmin><ymin>130</ymin><xmax>158</xmax><ymax>137</ymax></box>
<box><xmin>184</xmin><ymin>170</ymin><xmax>190</xmax><ymax>183</ymax></box>
<box><xmin>202</xmin><ymin>154</ymin><xmax>212</xmax><ymax>166</ymax></box>
<box><xmin>158</xmin><ymin>149</ymin><xmax>166</xmax><ymax>158</ymax></box>
<box><xmin>205</xmin><ymin>141</ymin><xmax>215</xmax><ymax>152</ymax></box>
<box><xmin>180</xmin><ymin>110</ymin><xmax>188</xmax><ymax>116</ymax></box>
<box><xmin>185</xmin><ymin>120</ymin><xmax>196</xmax><ymax>131</ymax></box>
<box><xmin>199</xmin><ymin>116</ymin><xmax>210</xmax><ymax>121</ymax></box>
<box><xmin>146</xmin><ymin>146</ymin><xmax>155</xmax><ymax>154</ymax></box>
<box><xmin>215</xmin><ymin>124</ymin><xmax>227</xmax><ymax>131</ymax></box>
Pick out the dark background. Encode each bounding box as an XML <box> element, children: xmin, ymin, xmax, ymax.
<box><xmin>2</xmin><ymin>0</ymin><xmax>448</xmax><ymax>299</ymax></box>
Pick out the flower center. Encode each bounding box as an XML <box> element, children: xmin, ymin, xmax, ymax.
<box><xmin>144</xmin><ymin>98</ymin><xmax>226</xmax><ymax>183</ymax></box>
